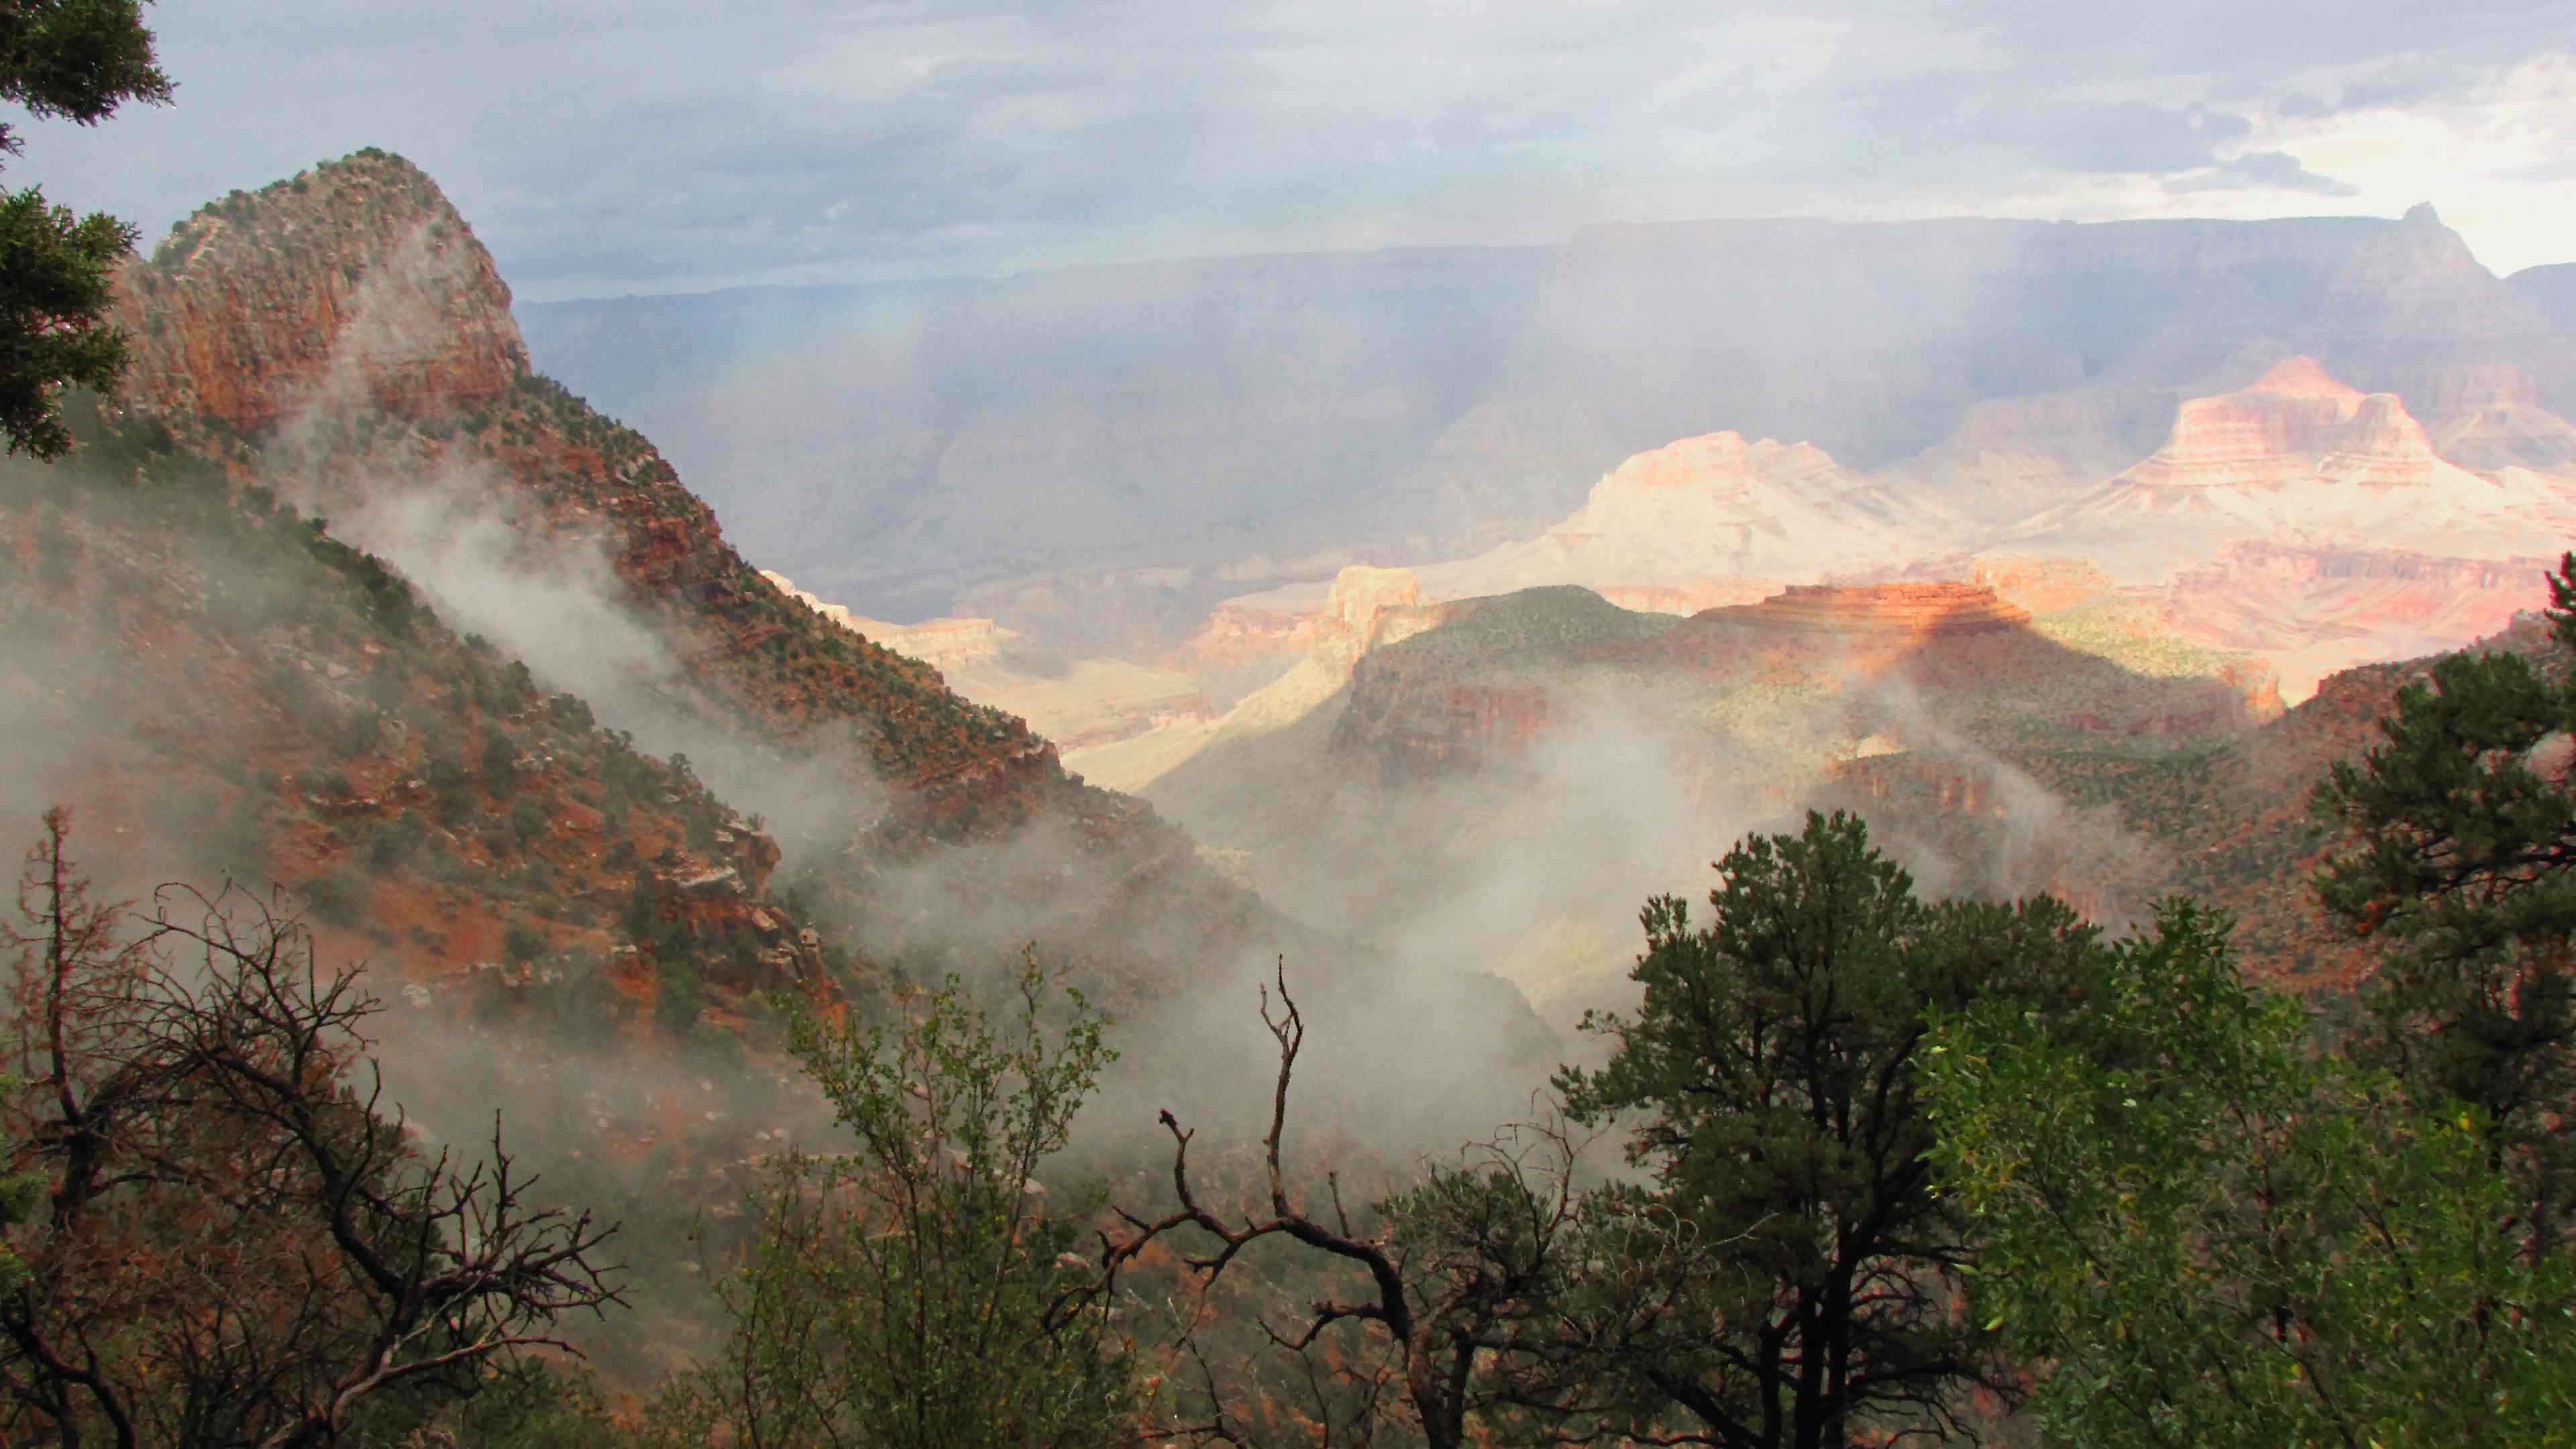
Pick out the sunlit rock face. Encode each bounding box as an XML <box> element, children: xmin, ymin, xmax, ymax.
<box><xmin>111</xmin><ymin>152</ymin><xmax>528</xmax><ymax>433</ymax></box>
<box><xmin>2110</xmin><ymin>358</ymin><xmax>2428</xmax><ymax>492</ymax></box>
<box><xmin>1165</xmin><ymin>431</ymin><xmax>1868</xmax><ymax>702</ymax></box>
<box><xmin>1465</xmin><ymin>430</ymin><xmax>1935</xmax><ymax>595</ymax></box>
<box><xmin>1309</xmin><ymin>565</ymin><xmax>1438</xmax><ymax>668</ymax></box>
<box><xmin>2153</xmin><ymin>542</ymin><xmax>2564</xmax><ymax>702</ymax></box>
<box><xmin>2008</xmin><ymin>357</ymin><xmax>2576</xmax><ymax>582</ymax></box>
<box><xmin>1328</xmin><ymin>580</ymin><xmax>2262</xmax><ymax>792</ymax></box>
<box><xmin>1717</xmin><ymin>582</ymin><xmax>2031</xmax><ymax>637</ymax></box>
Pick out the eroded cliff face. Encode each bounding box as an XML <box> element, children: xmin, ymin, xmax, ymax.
<box><xmin>1180</xmin><ymin>429</ymin><xmax>1930</xmax><ymax>680</ymax></box>
<box><xmin>1709</xmin><ymin>582</ymin><xmax>2031</xmax><ymax>635</ymax></box>
<box><xmin>2155</xmin><ymin>540</ymin><xmax>2560</xmax><ymax>700</ymax></box>
<box><xmin>113</xmin><ymin>152</ymin><xmax>528</xmax><ymax>433</ymax></box>
<box><xmin>2111</xmin><ymin>358</ymin><xmax>2430</xmax><ymax>492</ymax></box>
<box><xmin>1307</xmin><ymin>565</ymin><xmax>1442</xmax><ymax>669</ymax></box>
<box><xmin>1456</xmin><ymin>430</ymin><xmax>1930</xmax><ymax>596</ymax></box>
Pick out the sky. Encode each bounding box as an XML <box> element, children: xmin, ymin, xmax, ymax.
<box><xmin>21</xmin><ymin>1</ymin><xmax>2576</xmax><ymax>301</ymax></box>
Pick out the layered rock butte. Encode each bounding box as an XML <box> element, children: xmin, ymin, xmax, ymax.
<box><xmin>2008</xmin><ymin>356</ymin><xmax>2576</xmax><ymax>582</ymax></box>
<box><xmin>1714</xmin><ymin>582</ymin><xmax>2031</xmax><ymax>636</ymax></box>
<box><xmin>2114</xmin><ymin>357</ymin><xmax>2456</xmax><ymax>493</ymax></box>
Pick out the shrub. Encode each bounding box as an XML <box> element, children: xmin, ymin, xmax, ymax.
<box><xmin>301</xmin><ymin>865</ymin><xmax>368</xmax><ymax>926</ymax></box>
<box><xmin>653</xmin><ymin>963</ymin><xmax>704</xmax><ymax>1040</ymax></box>
<box><xmin>502</xmin><ymin>920</ymin><xmax>547</xmax><ymax>965</ymax></box>
<box><xmin>508</xmin><ymin>794</ymin><xmax>549</xmax><ymax>850</ymax></box>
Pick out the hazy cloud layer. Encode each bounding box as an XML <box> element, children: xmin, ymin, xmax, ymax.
<box><xmin>19</xmin><ymin>2</ymin><xmax>2576</xmax><ymax>294</ymax></box>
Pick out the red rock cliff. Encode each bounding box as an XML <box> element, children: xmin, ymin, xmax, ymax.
<box><xmin>110</xmin><ymin>150</ymin><xmax>528</xmax><ymax>433</ymax></box>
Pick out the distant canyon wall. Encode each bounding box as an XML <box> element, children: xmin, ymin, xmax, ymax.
<box><xmin>521</xmin><ymin>205</ymin><xmax>2576</xmax><ymax>636</ymax></box>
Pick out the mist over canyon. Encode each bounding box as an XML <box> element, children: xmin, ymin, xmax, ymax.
<box><xmin>11</xmin><ymin>1</ymin><xmax>2576</xmax><ymax>1432</ymax></box>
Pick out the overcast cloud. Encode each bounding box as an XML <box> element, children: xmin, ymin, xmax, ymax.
<box><xmin>20</xmin><ymin>1</ymin><xmax>2576</xmax><ymax>299</ymax></box>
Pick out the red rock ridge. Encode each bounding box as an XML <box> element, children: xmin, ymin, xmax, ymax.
<box><xmin>1727</xmin><ymin>582</ymin><xmax>2031</xmax><ymax>635</ymax></box>
<box><xmin>110</xmin><ymin>151</ymin><xmax>528</xmax><ymax>433</ymax></box>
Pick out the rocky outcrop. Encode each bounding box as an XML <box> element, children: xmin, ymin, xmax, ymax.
<box><xmin>626</xmin><ymin>822</ymin><xmax>826</xmax><ymax>993</ymax></box>
<box><xmin>1175</xmin><ymin>594</ymin><xmax>1322</xmax><ymax>670</ymax></box>
<box><xmin>1643</xmin><ymin>582</ymin><xmax>2275</xmax><ymax>743</ymax></box>
<box><xmin>1308</xmin><ymin>565</ymin><xmax>1441</xmax><ymax>669</ymax></box>
<box><xmin>111</xmin><ymin>151</ymin><xmax>527</xmax><ymax>433</ymax></box>
<box><xmin>1515</xmin><ymin>431</ymin><xmax>1917</xmax><ymax>579</ymax></box>
<box><xmin>1324</xmin><ymin>576</ymin><xmax>2274</xmax><ymax>797</ymax></box>
<box><xmin>2110</xmin><ymin>358</ymin><xmax>2397</xmax><ymax>492</ymax></box>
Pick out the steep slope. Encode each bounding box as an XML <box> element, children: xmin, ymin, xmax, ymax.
<box><xmin>1</xmin><ymin>406</ymin><xmax>816</xmax><ymax>999</ymax></box>
<box><xmin>0</xmin><ymin>397</ymin><xmax>869</xmax><ymax>1371</ymax></box>
<box><xmin>103</xmin><ymin>152</ymin><xmax>1287</xmax><ymax>1004</ymax></box>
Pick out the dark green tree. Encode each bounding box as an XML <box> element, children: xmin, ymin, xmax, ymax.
<box><xmin>2313</xmin><ymin>549</ymin><xmax>2576</xmax><ymax>1255</ymax></box>
<box><xmin>651</xmin><ymin>951</ymin><xmax>1137</xmax><ymax>1448</ymax></box>
<box><xmin>0</xmin><ymin>0</ymin><xmax>171</xmax><ymax>458</ymax></box>
<box><xmin>1548</xmin><ymin>811</ymin><xmax>2097</xmax><ymax>1449</ymax></box>
<box><xmin>1925</xmin><ymin>900</ymin><xmax>2576</xmax><ymax>1448</ymax></box>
